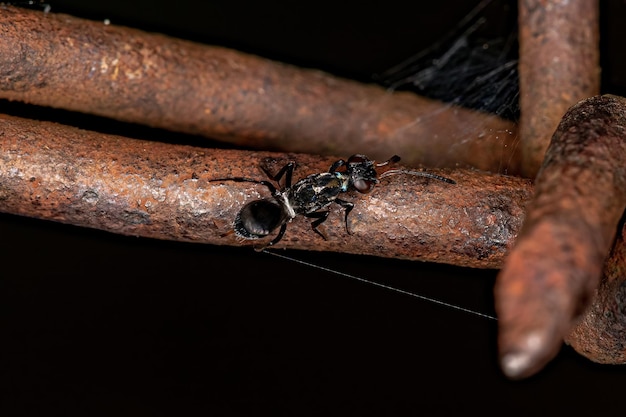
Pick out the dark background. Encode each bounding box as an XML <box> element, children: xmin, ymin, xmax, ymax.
<box><xmin>2</xmin><ymin>1</ymin><xmax>626</xmax><ymax>415</ymax></box>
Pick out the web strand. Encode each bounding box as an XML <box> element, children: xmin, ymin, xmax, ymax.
<box><xmin>262</xmin><ymin>249</ymin><xmax>497</xmax><ymax>321</ymax></box>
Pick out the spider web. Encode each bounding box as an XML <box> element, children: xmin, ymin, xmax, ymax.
<box><xmin>374</xmin><ymin>0</ymin><xmax>520</xmax><ymax>173</ymax></box>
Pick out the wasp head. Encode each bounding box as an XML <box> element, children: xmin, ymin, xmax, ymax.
<box><xmin>345</xmin><ymin>154</ymin><xmax>381</xmax><ymax>193</ymax></box>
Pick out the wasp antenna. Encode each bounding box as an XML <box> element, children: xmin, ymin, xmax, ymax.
<box><xmin>380</xmin><ymin>169</ymin><xmax>456</xmax><ymax>184</ymax></box>
<box><xmin>375</xmin><ymin>155</ymin><xmax>401</xmax><ymax>167</ymax></box>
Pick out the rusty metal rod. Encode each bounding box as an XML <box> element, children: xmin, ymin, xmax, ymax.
<box><xmin>495</xmin><ymin>95</ymin><xmax>626</xmax><ymax>379</ymax></box>
<box><xmin>0</xmin><ymin>113</ymin><xmax>531</xmax><ymax>269</ymax></box>
<box><xmin>518</xmin><ymin>0</ymin><xmax>600</xmax><ymax>178</ymax></box>
<box><xmin>565</xmin><ymin>222</ymin><xmax>626</xmax><ymax>364</ymax></box>
<box><xmin>0</xmin><ymin>5</ymin><xmax>519</xmax><ymax>174</ymax></box>
<box><xmin>565</xmin><ymin>221</ymin><xmax>626</xmax><ymax>365</ymax></box>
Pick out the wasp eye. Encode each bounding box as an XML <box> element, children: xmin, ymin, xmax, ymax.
<box><xmin>353</xmin><ymin>179</ymin><xmax>374</xmax><ymax>193</ymax></box>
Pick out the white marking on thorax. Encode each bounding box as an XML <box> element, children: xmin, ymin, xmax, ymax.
<box><xmin>279</xmin><ymin>192</ymin><xmax>297</xmax><ymax>219</ymax></box>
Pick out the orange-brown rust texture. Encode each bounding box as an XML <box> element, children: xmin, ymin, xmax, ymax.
<box><xmin>566</xmin><ymin>223</ymin><xmax>626</xmax><ymax>364</ymax></box>
<box><xmin>518</xmin><ymin>0</ymin><xmax>600</xmax><ymax>178</ymax></box>
<box><xmin>0</xmin><ymin>114</ymin><xmax>532</xmax><ymax>268</ymax></box>
<box><xmin>495</xmin><ymin>95</ymin><xmax>626</xmax><ymax>379</ymax></box>
<box><xmin>0</xmin><ymin>5</ymin><xmax>519</xmax><ymax>174</ymax></box>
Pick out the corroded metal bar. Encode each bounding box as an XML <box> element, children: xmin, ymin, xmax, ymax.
<box><xmin>495</xmin><ymin>95</ymin><xmax>626</xmax><ymax>379</ymax></box>
<box><xmin>0</xmin><ymin>5</ymin><xmax>519</xmax><ymax>174</ymax></box>
<box><xmin>518</xmin><ymin>0</ymin><xmax>600</xmax><ymax>178</ymax></box>
<box><xmin>0</xmin><ymin>114</ymin><xmax>531</xmax><ymax>269</ymax></box>
<box><xmin>566</xmin><ymin>223</ymin><xmax>626</xmax><ymax>365</ymax></box>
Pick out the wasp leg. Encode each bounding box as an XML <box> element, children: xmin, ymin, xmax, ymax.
<box><xmin>329</xmin><ymin>159</ymin><xmax>346</xmax><ymax>173</ymax></box>
<box><xmin>268</xmin><ymin>222</ymin><xmax>288</xmax><ymax>246</ymax></box>
<box><xmin>254</xmin><ymin>223</ymin><xmax>288</xmax><ymax>251</ymax></box>
<box><xmin>305</xmin><ymin>211</ymin><xmax>330</xmax><ymax>240</ymax></box>
<box><xmin>334</xmin><ymin>198</ymin><xmax>355</xmax><ymax>235</ymax></box>
<box><xmin>261</xmin><ymin>161</ymin><xmax>296</xmax><ymax>188</ymax></box>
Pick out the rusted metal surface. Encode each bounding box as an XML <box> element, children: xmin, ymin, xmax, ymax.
<box><xmin>495</xmin><ymin>95</ymin><xmax>626</xmax><ymax>379</ymax></box>
<box><xmin>518</xmin><ymin>0</ymin><xmax>600</xmax><ymax>178</ymax></box>
<box><xmin>0</xmin><ymin>114</ymin><xmax>532</xmax><ymax>268</ymax></box>
<box><xmin>565</xmin><ymin>223</ymin><xmax>626</xmax><ymax>364</ymax></box>
<box><xmin>0</xmin><ymin>5</ymin><xmax>519</xmax><ymax>174</ymax></box>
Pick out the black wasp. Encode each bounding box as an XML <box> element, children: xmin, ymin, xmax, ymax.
<box><xmin>209</xmin><ymin>154</ymin><xmax>455</xmax><ymax>248</ymax></box>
